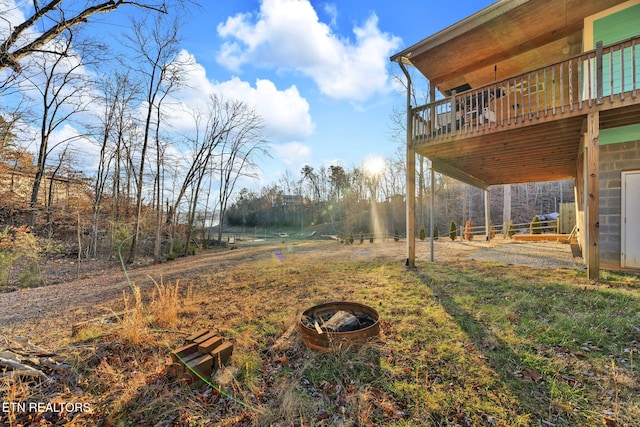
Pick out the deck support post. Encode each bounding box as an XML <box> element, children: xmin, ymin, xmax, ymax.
<box><xmin>430</xmin><ymin>165</ymin><xmax>435</xmax><ymax>261</ymax></box>
<box><xmin>397</xmin><ymin>60</ymin><xmax>415</xmax><ymax>268</ymax></box>
<box><xmin>503</xmin><ymin>184</ymin><xmax>511</xmax><ymax>238</ymax></box>
<box><xmin>484</xmin><ymin>189</ymin><xmax>491</xmax><ymax>240</ymax></box>
<box><xmin>585</xmin><ymin>111</ymin><xmax>600</xmax><ymax>280</ymax></box>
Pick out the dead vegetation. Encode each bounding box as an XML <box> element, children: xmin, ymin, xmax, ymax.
<box><xmin>1</xmin><ymin>239</ymin><xmax>639</xmax><ymax>426</ymax></box>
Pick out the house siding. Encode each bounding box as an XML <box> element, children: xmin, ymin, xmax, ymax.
<box><xmin>599</xmin><ymin>140</ymin><xmax>640</xmax><ymax>269</ymax></box>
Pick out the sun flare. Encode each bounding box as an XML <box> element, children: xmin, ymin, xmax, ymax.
<box><xmin>363</xmin><ymin>155</ymin><xmax>386</xmax><ymax>179</ymax></box>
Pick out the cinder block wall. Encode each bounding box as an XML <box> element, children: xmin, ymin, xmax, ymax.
<box><xmin>599</xmin><ymin>140</ymin><xmax>640</xmax><ymax>270</ymax></box>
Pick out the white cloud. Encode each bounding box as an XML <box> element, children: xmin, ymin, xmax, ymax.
<box><xmin>216</xmin><ymin>0</ymin><xmax>402</xmax><ymax>102</ymax></box>
<box><xmin>270</xmin><ymin>141</ymin><xmax>311</xmax><ymax>167</ymax></box>
<box><xmin>0</xmin><ymin>1</ymin><xmax>26</xmax><ymax>37</ymax></box>
<box><xmin>323</xmin><ymin>3</ymin><xmax>338</xmax><ymax>28</ymax></box>
<box><xmin>166</xmin><ymin>50</ymin><xmax>314</xmax><ymax>142</ymax></box>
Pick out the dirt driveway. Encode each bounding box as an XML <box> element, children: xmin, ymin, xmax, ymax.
<box><xmin>0</xmin><ymin>238</ymin><xmax>582</xmax><ymax>335</ymax></box>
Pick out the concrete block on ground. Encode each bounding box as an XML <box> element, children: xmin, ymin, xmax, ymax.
<box><xmin>186</xmin><ymin>353</ymin><xmax>214</xmax><ymax>378</ymax></box>
<box><xmin>192</xmin><ymin>331</ymin><xmax>218</xmax><ymax>345</ymax></box>
<box><xmin>185</xmin><ymin>329</ymin><xmax>210</xmax><ymax>343</ymax></box>
<box><xmin>198</xmin><ymin>335</ymin><xmax>223</xmax><ymax>354</ymax></box>
<box><xmin>170</xmin><ymin>343</ymin><xmax>199</xmax><ymax>363</ymax></box>
<box><xmin>211</xmin><ymin>341</ymin><xmax>234</xmax><ymax>369</ymax></box>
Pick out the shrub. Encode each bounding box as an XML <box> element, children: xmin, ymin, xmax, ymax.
<box><xmin>394</xmin><ymin>228</ymin><xmax>400</xmax><ymax>242</ymax></box>
<box><xmin>419</xmin><ymin>225</ymin><xmax>426</xmax><ymax>241</ymax></box>
<box><xmin>348</xmin><ymin>232</ymin><xmax>354</xmax><ymax>245</ymax></box>
<box><xmin>359</xmin><ymin>231</ymin><xmax>365</xmax><ymax>244</ymax></box>
<box><xmin>0</xmin><ymin>226</ymin><xmax>41</xmax><ymax>289</ymax></box>
<box><xmin>449</xmin><ymin>221</ymin><xmax>457</xmax><ymax>241</ymax></box>
<box><xmin>434</xmin><ymin>226</ymin><xmax>439</xmax><ymax>240</ymax></box>
<box><xmin>530</xmin><ymin>215</ymin><xmax>542</xmax><ymax>234</ymax></box>
<box><xmin>463</xmin><ymin>220</ymin><xmax>473</xmax><ymax>241</ymax></box>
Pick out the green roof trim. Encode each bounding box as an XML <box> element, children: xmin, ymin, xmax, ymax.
<box><xmin>600</xmin><ymin>124</ymin><xmax>640</xmax><ymax>145</ymax></box>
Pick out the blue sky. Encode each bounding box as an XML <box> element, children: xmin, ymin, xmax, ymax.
<box><xmin>2</xmin><ymin>0</ymin><xmax>496</xmax><ymax>189</ymax></box>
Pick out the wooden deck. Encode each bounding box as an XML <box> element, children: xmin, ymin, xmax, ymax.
<box><xmin>410</xmin><ymin>36</ymin><xmax>640</xmax><ymax>188</ymax></box>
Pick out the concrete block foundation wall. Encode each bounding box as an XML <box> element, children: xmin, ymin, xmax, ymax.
<box><xmin>599</xmin><ymin>140</ymin><xmax>640</xmax><ymax>270</ymax></box>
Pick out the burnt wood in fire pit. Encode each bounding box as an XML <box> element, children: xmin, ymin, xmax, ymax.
<box><xmin>299</xmin><ymin>301</ymin><xmax>380</xmax><ymax>350</ymax></box>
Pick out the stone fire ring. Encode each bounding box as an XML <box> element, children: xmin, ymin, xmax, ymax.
<box><xmin>298</xmin><ymin>301</ymin><xmax>380</xmax><ymax>351</ymax></box>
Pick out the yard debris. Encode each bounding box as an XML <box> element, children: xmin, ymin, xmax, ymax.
<box><xmin>0</xmin><ymin>335</ymin><xmax>67</xmax><ymax>381</ymax></box>
<box><xmin>71</xmin><ymin>310</ymin><xmax>131</xmax><ymax>337</ymax></box>
<box><xmin>167</xmin><ymin>329</ymin><xmax>233</xmax><ymax>384</ymax></box>
<box><xmin>322</xmin><ymin>310</ymin><xmax>358</xmax><ymax>332</ymax></box>
<box><xmin>301</xmin><ymin>310</ymin><xmax>376</xmax><ymax>333</ymax></box>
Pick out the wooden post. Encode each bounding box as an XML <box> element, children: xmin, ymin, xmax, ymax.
<box><xmin>586</xmin><ymin>111</ymin><xmax>600</xmax><ymax>280</ymax></box>
<box><xmin>430</xmin><ymin>165</ymin><xmax>435</xmax><ymax>262</ymax></box>
<box><xmin>596</xmin><ymin>41</ymin><xmax>603</xmax><ymax>105</ymax></box>
<box><xmin>450</xmin><ymin>90</ymin><xmax>457</xmax><ymax>135</ymax></box>
<box><xmin>407</xmin><ymin>142</ymin><xmax>416</xmax><ymax>267</ymax></box>
<box><xmin>575</xmin><ymin>135</ymin><xmax>585</xmax><ymax>257</ymax></box>
<box><xmin>484</xmin><ymin>189</ymin><xmax>491</xmax><ymax>241</ymax></box>
<box><xmin>398</xmin><ymin>61</ymin><xmax>415</xmax><ymax>268</ymax></box>
<box><xmin>502</xmin><ymin>184</ymin><xmax>511</xmax><ymax>238</ymax></box>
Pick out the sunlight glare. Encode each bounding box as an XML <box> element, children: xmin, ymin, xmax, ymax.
<box><xmin>363</xmin><ymin>155</ymin><xmax>386</xmax><ymax>179</ymax></box>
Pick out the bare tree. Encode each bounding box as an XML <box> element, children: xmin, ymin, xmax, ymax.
<box><xmin>90</xmin><ymin>71</ymin><xmax>140</xmax><ymax>257</ymax></box>
<box><xmin>215</xmin><ymin>100</ymin><xmax>268</xmax><ymax>244</ymax></box>
<box><xmin>23</xmin><ymin>33</ymin><xmax>99</xmax><ymax>228</ymax></box>
<box><xmin>123</xmin><ymin>15</ymin><xmax>186</xmax><ymax>264</ymax></box>
<box><xmin>0</xmin><ymin>0</ymin><xmax>171</xmax><ymax>75</ymax></box>
<box><xmin>167</xmin><ymin>101</ymin><xmax>225</xmax><ymax>257</ymax></box>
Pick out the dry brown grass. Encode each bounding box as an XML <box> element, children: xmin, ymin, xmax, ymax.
<box><xmin>150</xmin><ymin>278</ymin><xmax>180</xmax><ymax>328</ymax></box>
<box><xmin>1</xmin><ymin>240</ymin><xmax>639</xmax><ymax>426</ymax></box>
<box><xmin>119</xmin><ymin>284</ymin><xmax>148</xmax><ymax>345</ymax></box>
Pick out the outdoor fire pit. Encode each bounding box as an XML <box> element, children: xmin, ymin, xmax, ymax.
<box><xmin>298</xmin><ymin>301</ymin><xmax>380</xmax><ymax>351</ymax></box>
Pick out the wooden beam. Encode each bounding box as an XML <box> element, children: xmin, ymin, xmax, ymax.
<box><xmin>575</xmin><ymin>135</ymin><xmax>585</xmax><ymax>260</ymax></box>
<box><xmin>503</xmin><ymin>184</ymin><xmax>511</xmax><ymax>239</ymax></box>
<box><xmin>403</xmin><ymin>62</ymin><xmax>417</xmax><ymax>268</ymax></box>
<box><xmin>431</xmin><ymin>159</ymin><xmax>489</xmax><ymax>190</ymax></box>
<box><xmin>484</xmin><ymin>189</ymin><xmax>491</xmax><ymax>240</ymax></box>
<box><xmin>407</xmin><ymin>145</ymin><xmax>416</xmax><ymax>268</ymax></box>
<box><xmin>586</xmin><ymin>111</ymin><xmax>600</xmax><ymax>280</ymax></box>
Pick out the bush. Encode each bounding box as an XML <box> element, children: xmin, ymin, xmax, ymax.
<box><xmin>419</xmin><ymin>225</ymin><xmax>426</xmax><ymax>241</ymax></box>
<box><xmin>463</xmin><ymin>220</ymin><xmax>473</xmax><ymax>241</ymax></box>
<box><xmin>0</xmin><ymin>226</ymin><xmax>41</xmax><ymax>289</ymax></box>
<box><xmin>348</xmin><ymin>232</ymin><xmax>354</xmax><ymax>245</ymax></box>
<box><xmin>359</xmin><ymin>231</ymin><xmax>365</xmax><ymax>244</ymax></box>
<box><xmin>434</xmin><ymin>226</ymin><xmax>439</xmax><ymax>240</ymax></box>
<box><xmin>449</xmin><ymin>221</ymin><xmax>457</xmax><ymax>241</ymax></box>
<box><xmin>394</xmin><ymin>228</ymin><xmax>400</xmax><ymax>242</ymax></box>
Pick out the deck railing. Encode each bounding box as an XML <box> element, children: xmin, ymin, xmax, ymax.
<box><xmin>412</xmin><ymin>35</ymin><xmax>640</xmax><ymax>142</ymax></box>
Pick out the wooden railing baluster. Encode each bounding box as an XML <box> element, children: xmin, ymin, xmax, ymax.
<box><xmin>596</xmin><ymin>41</ymin><xmax>603</xmax><ymax>104</ymax></box>
<box><xmin>633</xmin><ymin>39</ymin><xmax>637</xmax><ymax>98</ymax></box>
<box><xmin>620</xmin><ymin>43</ymin><xmax>625</xmax><ymax>102</ymax></box>
<box><xmin>408</xmin><ymin>36</ymin><xmax>639</xmax><ymax>143</ymax></box>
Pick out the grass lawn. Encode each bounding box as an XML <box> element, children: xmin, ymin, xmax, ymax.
<box><xmin>1</xmin><ymin>241</ymin><xmax>639</xmax><ymax>426</ymax></box>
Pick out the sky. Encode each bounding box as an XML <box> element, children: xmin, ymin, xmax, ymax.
<box><xmin>1</xmin><ymin>0</ymin><xmax>496</xmax><ymax>190</ymax></box>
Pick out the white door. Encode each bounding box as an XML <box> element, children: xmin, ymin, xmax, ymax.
<box><xmin>622</xmin><ymin>171</ymin><xmax>640</xmax><ymax>268</ymax></box>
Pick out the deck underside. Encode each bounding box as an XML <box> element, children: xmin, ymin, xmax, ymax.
<box><xmin>413</xmin><ymin>100</ymin><xmax>640</xmax><ymax>187</ymax></box>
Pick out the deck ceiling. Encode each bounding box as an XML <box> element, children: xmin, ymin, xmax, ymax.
<box><xmin>416</xmin><ymin>118</ymin><xmax>584</xmax><ymax>188</ymax></box>
<box><xmin>399</xmin><ymin>0</ymin><xmax>628</xmax><ymax>94</ymax></box>
<box><xmin>415</xmin><ymin>102</ymin><xmax>640</xmax><ymax>188</ymax></box>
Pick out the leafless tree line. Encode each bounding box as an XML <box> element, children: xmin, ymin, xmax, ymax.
<box><xmin>0</xmin><ymin>1</ymin><xmax>269</xmax><ymax>263</ymax></box>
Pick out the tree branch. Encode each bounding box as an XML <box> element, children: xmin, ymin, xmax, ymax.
<box><xmin>1</xmin><ymin>0</ymin><xmax>168</xmax><ymax>72</ymax></box>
